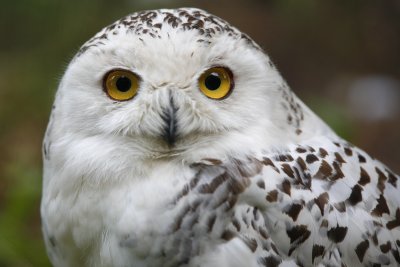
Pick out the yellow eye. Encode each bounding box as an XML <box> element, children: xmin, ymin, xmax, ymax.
<box><xmin>198</xmin><ymin>67</ymin><xmax>234</xmax><ymax>100</ymax></box>
<box><xmin>103</xmin><ymin>69</ymin><xmax>140</xmax><ymax>101</ymax></box>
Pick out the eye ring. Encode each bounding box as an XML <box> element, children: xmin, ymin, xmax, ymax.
<box><xmin>103</xmin><ymin>69</ymin><xmax>140</xmax><ymax>101</ymax></box>
<box><xmin>198</xmin><ymin>67</ymin><xmax>234</xmax><ymax>100</ymax></box>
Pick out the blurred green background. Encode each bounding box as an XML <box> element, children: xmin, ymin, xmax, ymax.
<box><xmin>0</xmin><ymin>0</ymin><xmax>399</xmax><ymax>266</ymax></box>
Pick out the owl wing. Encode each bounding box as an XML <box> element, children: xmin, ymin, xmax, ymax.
<box><xmin>182</xmin><ymin>137</ymin><xmax>400</xmax><ymax>267</ymax></box>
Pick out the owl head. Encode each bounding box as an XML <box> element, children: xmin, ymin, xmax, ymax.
<box><xmin>51</xmin><ymin>8</ymin><xmax>327</xmax><ymax>163</ymax></box>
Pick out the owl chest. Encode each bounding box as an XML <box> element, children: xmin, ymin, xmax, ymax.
<box><xmin>63</xmin><ymin>164</ymin><xmax>199</xmax><ymax>266</ymax></box>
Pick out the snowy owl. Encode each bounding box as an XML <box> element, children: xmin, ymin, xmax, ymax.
<box><xmin>41</xmin><ymin>8</ymin><xmax>400</xmax><ymax>267</ymax></box>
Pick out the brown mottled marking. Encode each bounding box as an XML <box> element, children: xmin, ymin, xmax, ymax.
<box><xmin>355</xmin><ymin>240</ymin><xmax>369</xmax><ymax>262</ymax></box>
<box><xmin>319</xmin><ymin>148</ymin><xmax>328</xmax><ymax>158</ymax></box>
<box><xmin>376</xmin><ymin>167</ymin><xmax>387</xmax><ymax>193</ymax></box>
<box><xmin>296</xmin><ymin>157</ymin><xmax>307</xmax><ymax>171</ymax></box>
<box><xmin>235</xmin><ymin>158</ymin><xmax>263</xmax><ymax>178</ymax></box>
<box><xmin>285</xmin><ymin>203</ymin><xmax>304</xmax><ymax>222</ymax></box>
<box><xmin>320</xmin><ymin>219</ymin><xmax>329</xmax><ymax>228</ymax></box>
<box><xmin>228</xmin><ymin>177</ymin><xmax>249</xmax><ymax>195</ymax></box>
<box><xmin>287</xmin><ymin>225</ymin><xmax>311</xmax><ymax>255</ymax></box>
<box><xmin>198</xmin><ymin>172</ymin><xmax>229</xmax><ymax>194</ymax></box>
<box><xmin>276</xmin><ymin>154</ymin><xmax>294</xmax><ymax>162</ymax></box>
<box><xmin>334</xmin><ymin>202</ymin><xmax>346</xmax><ymax>213</ymax></box>
<box><xmin>203</xmin><ymin>158</ymin><xmax>222</xmax><ymax>165</ymax></box>
<box><xmin>344</xmin><ymin>147</ymin><xmax>353</xmax><ymax>156</ymax></box>
<box><xmin>259</xmin><ymin>227</ymin><xmax>269</xmax><ymax>239</ymax></box>
<box><xmin>224</xmin><ymin>195</ymin><xmax>238</xmax><ymax>211</ymax></box>
<box><xmin>172</xmin><ymin>205</ymin><xmax>191</xmax><ymax>232</ymax></box>
<box><xmin>315</xmin><ymin>160</ymin><xmax>333</xmax><ymax>179</ymax></box>
<box><xmin>334</xmin><ymin>152</ymin><xmax>346</xmax><ymax>164</ymax></box>
<box><xmin>393</xmin><ymin>248</ymin><xmax>400</xmax><ymax>263</ymax></box>
<box><xmin>280</xmin><ymin>180</ymin><xmax>291</xmax><ymax>196</ymax></box>
<box><xmin>282</xmin><ymin>164</ymin><xmax>295</xmax><ymax>178</ymax></box>
<box><xmin>241</xmin><ymin>237</ymin><xmax>258</xmax><ymax>252</ymax></box>
<box><xmin>371</xmin><ymin>194</ymin><xmax>390</xmax><ymax>217</ymax></box>
<box><xmin>207</xmin><ymin>214</ymin><xmax>217</xmax><ymax>233</ymax></box>
<box><xmin>331</xmin><ymin>161</ymin><xmax>345</xmax><ymax>181</ymax></box>
<box><xmin>232</xmin><ymin>217</ymin><xmax>241</xmax><ymax>231</ymax></box>
<box><xmin>333</xmin><ymin>142</ymin><xmax>341</xmax><ymax>147</ymax></box>
<box><xmin>256</xmin><ymin>180</ymin><xmax>265</xmax><ymax>189</ymax></box>
<box><xmin>314</xmin><ymin>192</ymin><xmax>329</xmax><ymax>216</ymax></box>
<box><xmin>221</xmin><ymin>230</ymin><xmax>236</xmax><ymax>241</ymax></box>
<box><xmin>386</xmin><ymin>208</ymin><xmax>400</xmax><ymax>230</ymax></box>
<box><xmin>296</xmin><ymin>147</ymin><xmax>307</xmax><ymax>153</ymax></box>
<box><xmin>358</xmin><ymin>154</ymin><xmax>367</xmax><ymax>163</ymax></box>
<box><xmin>266</xmin><ymin>190</ymin><xmax>279</xmax><ymax>202</ymax></box>
<box><xmin>387</xmin><ymin>169</ymin><xmax>398</xmax><ymax>188</ymax></box>
<box><xmin>312</xmin><ymin>244</ymin><xmax>325</xmax><ymax>264</ymax></box>
<box><xmin>259</xmin><ymin>256</ymin><xmax>281</xmax><ymax>267</ymax></box>
<box><xmin>262</xmin><ymin>157</ymin><xmax>280</xmax><ymax>173</ymax></box>
<box><xmin>347</xmin><ymin>184</ymin><xmax>363</xmax><ymax>206</ymax></box>
<box><xmin>372</xmin><ymin>231</ymin><xmax>379</xmax><ymax>245</ymax></box>
<box><xmin>380</xmin><ymin>241</ymin><xmax>392</xmax><ymax>253</ymax></box>
<box><xmin>327</xmin><ymin>225</ymin><xmax>348</xmax><ymax>243</ymax></box>
<box><xmin>306</xmin><ymin>154</ymin><xmax>319</xmax><ymax>164</ymax></box>
<box><xmin>358</xmin><ymin>167</ymin><xmax>371</xmax><ymax>186</ymax></box>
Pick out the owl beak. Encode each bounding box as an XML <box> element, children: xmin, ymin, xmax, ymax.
<box><xmin>161</xmin><ymin>94</ymin><xmax>178</xmax><ymax>146</ymax></box>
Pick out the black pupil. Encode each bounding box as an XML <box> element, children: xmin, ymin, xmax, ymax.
<box><xmin>116</xmin><ymin>76</ymin><xmax>132</xmax><ymax>92</ymax></box>
<box><xmin>204</xmin><ymin>73</ymin><xmax>221</xmax><ymax>90</ymax></box>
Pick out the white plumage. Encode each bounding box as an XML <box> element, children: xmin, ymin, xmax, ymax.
<box><xmin>41</xmin><ymin>8</ymin><xmax>400</xmax><ymax>267</ymax></box>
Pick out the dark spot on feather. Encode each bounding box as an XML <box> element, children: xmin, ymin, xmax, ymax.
<box><xmin>334</xmin><ymin>202</ymin><xmax>346</xmax><ymax>213</ymax></box>
<box><xmin>334</xmin><ymin>152</ymin><xmax>346</xmax><ymax>164</ymax></box>
<box><xmin>262</xmin><ymin>157</ymin><xmax>280</xmax><ymax>173</ymax></box>
<box><xmin>314</xmin><ymin>192</ymin><xmax>329</xmax><ymax>216</ymax></box>
<box><xmin>334</xmin><ymin>142</ymin><xmax>341</xmax><ymax>147</ymax></box>
<box><xmin>306</xmin><ymin>154</ymin><xmax>319</xmax><ymax>164</ymax></box>
<box><xmin>344</xmin><ymin>147</ymin><xmax>353</xmax><ymax>156</ymax></box>
<box><xmin>259</xmin><ymin>227</ymin><xmax>269</xmax><ymax>239</ymax></box>
<box><xmin>331</xmin><ymin>161</ymin><xmax>345</xmax><ymax>181</ymax></box>
<box><xmin>276</xmin><ymin>154</ymin><xmax>294</xmax><ymax>162</ymax></box>
<box><xmin>387</xmin><ymin>169</ymin><xmax>398</xmax><ymax>188</ymax></box>
<box><xmin>241</xmin><ymin>237</ymin><xmax>258</xmax><ymax>252</ymax></box>
<box><xmin>198</xmin><ymin>172</ymin><xmax>229</xmax><ymax>194</ymax></box>
<box><xmin>221</xmin><ymin>230</ymin><xmax>236</xmax><ymax>241</ymax></box>
<box><xmin>287</xmin><ymin>225</ymin><xmax>311</xmax><ymax>255</ymax></box>
<box><xmin>259</xmin><ymin>256</ymin><xmax>281</xmax><ymax>267</ymax></box>
<box><xmin>280</xmin><ymin>180</ymin><xmax>291</xmax><ymax>196</ymax></box>
<box><xmin>358</xmin><ymin>167</ymin><xmax>371</xmax><ymax>186</ymax></box>
<box><xmin>315</xmin><ymin>160</ymin><xmax>333</xmax><ymax>179</ymax></box>
<box><xmin>312</xmin><ymin>244</ymin><xmax>325</xmax><ymax>264</ymax></box>
<box><xmin>266</xmin><ymin>190</ymin><xmax>279</xmax><ymax>202</ymax></box>
<box><xmin>376</xmin><ymin>167</ymin><xmax>387</xmax><ymax>193</ymax></box>
<box><xmin>386</xmin><ymin>208</ymin><xmax>400</xmax><ymax>230</ymax></box>
<box><xmin>380</xmin><ymin>241</ymin><xmax>391</xmax><ymax>253</ymax></box>
<box><xmin>232</xmin><ymin>217</ymin><xmax>241</xmax><ymax>231</ymax></box>
<box><xmin>207</xmin><ymin>213</ymin><xmax>217</xmax><ymax>233</ymax></box>
<box><xmin>296</xmin><ymin>157</ymin><xmax>307</xmax><ymax>171</ymax></box>
<box><xmin>320</xmin><ymin>219</ymin><xmax>329</xmax><ymax>228</ymax></box>
<box><xmin>355</xmin><ymin>240</ymin><xmax>369</xmax><ymax>262</ymax></box>
<box><xmin>393</xmin><ymin>248</ymin><xmax>400</xmax><ymax>263</ymax></box>
<box><xmin>256</xmin><ymin>180</ymin><xmax>265</xmax><ymax>189</ymax></box>
<box><xmin>282</xmin><ymin>164</ymin><xmax>295</xmax><ymax>178</ymax></box>
<box><xmin>327</xmin><ymin>225</ymin><xmax>348</xmax><ymax>243</ymax></box>
<box><xmin>371</xmin><ymin>194</ymin><xmax>390</xmax><ymax>217</ymax></box>
<box><xmin>285</xmin><ymin>203</ymin><xmax>303</xmax><ymax>222</ymax></box>
<box><xmin>347</xmin><ymin>184</ymin><xmax>363</xmax><ymax>206</ymax></box>
<box><xmin>319</xmin><ymin>148</ymin><xmax>328</xmax><ymax>158</ymax></box>
<box><xmin>296</xmin><ymin>147</ymin><xmax>307</xmax><ymax>153</ymax></box>
<box><xmin>358</xmin><ymin>154</ymin><xmax>367</xmax><ymax>163</ymax></box>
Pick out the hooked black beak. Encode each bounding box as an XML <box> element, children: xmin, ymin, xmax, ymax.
<box><xmin>161</xmin><ymin>93</ymin><xmax>178</xmax><ymax>146</ymax></box>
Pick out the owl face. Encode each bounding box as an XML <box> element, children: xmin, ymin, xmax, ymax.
<box><xmin>55</xmin><ymin>8</ymin><xmax>284</xmax><ymax>159</ymax></box>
